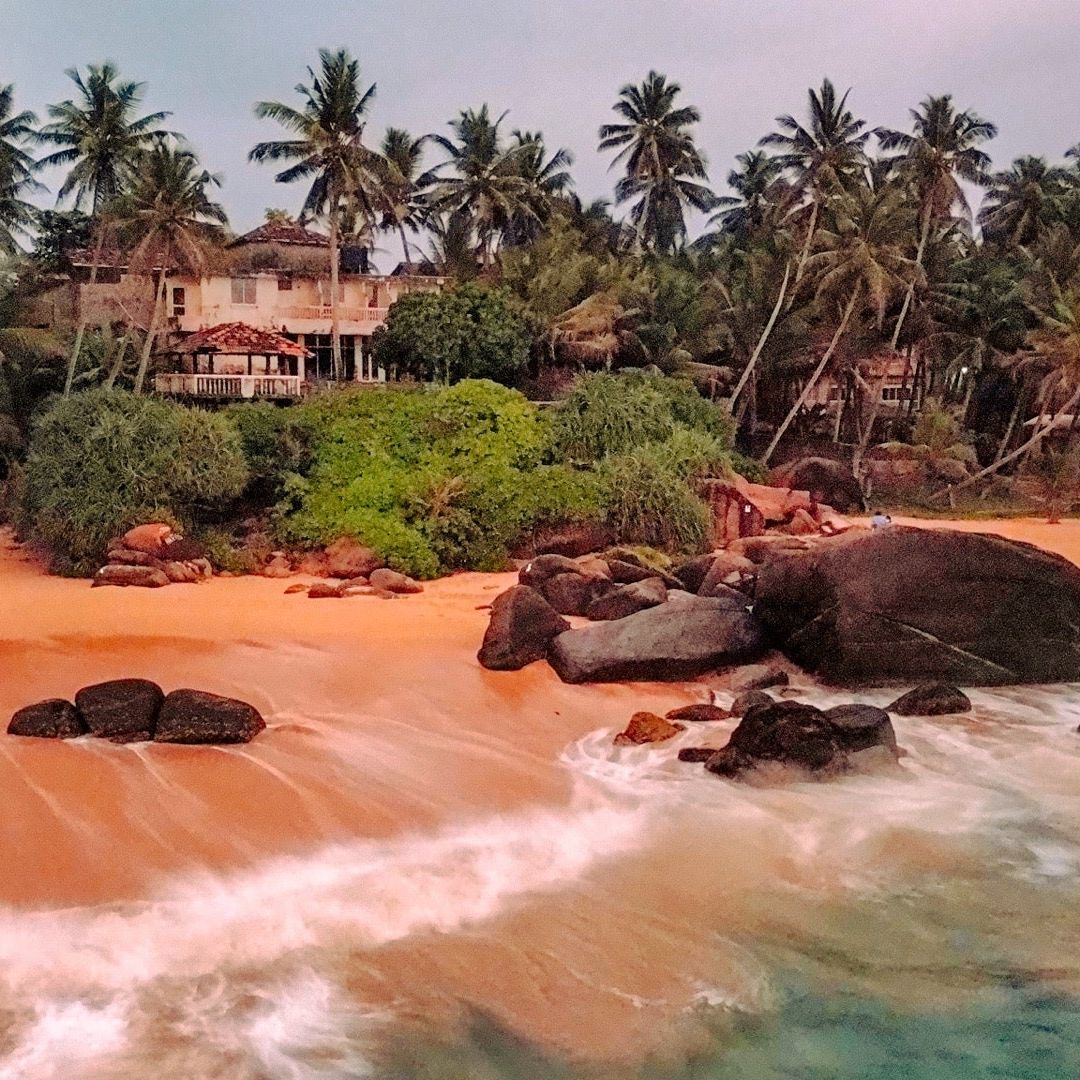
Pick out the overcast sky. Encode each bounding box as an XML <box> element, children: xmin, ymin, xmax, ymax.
<box><xmin>4</xmin><ymin>0</ymin><xmax>1079</xmax><ymax>258</ymax></box>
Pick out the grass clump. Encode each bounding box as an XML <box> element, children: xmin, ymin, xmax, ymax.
<box><xmin>20</xmin><ymin>389</ymin><xmax>248</xmax><ymax>574</ymax></box>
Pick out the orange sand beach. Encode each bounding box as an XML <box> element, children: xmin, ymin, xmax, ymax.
<box><xmin>2</xmin><ymin>519</ymin><xmax>1079</xmax><ymax>1072</ymax></box>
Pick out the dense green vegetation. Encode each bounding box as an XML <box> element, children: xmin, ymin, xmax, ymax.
<box><xmin>18</xmin><ymin>389</ymin><xmax>247</xmax><ymax>574</ymax></box>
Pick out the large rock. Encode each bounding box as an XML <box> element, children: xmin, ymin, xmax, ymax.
<box><xmin>824</xmin><ymin>704</ymin><xmax>897</xmax><ymax>752</ymax></box>
<box><xmin>886</xmin><ymin>684</ymin><xmax>972</xmax><ymax>716</ymax></box>
<box><xmin>540</xmin><ymin>572</ymin><xmax>612</xmax><ymax>617</ymax></box>
<box><xmin>75</xmin><ymin>678</ymin><xmax>164</xmax><ymax>741</ymax></box>
<box><xmin>154</xmin><ymin>689</ymin><xmax>266</xmax><ymax>744</ymax></box>
<box><xmin>698</xmin><ymin>552</ymin><xmax>757</xmax><ymax>597</ymax></box>
<box><xmin>753</xmin><ymin>526</ymin><xmax>1080</xmax><ymax>685</ymax></box>
<box><xmin>666</xmin><ymin>703</ymin><xmax>730</xmax><ymax>723</ymax></box>
<box><xmin>769</xmin><ymin>457</ymin><xmax>865</xmax><ymax>513</ymax></box>
<box><xmin>548</xmin><ymin>596</ymin><xmax>767</xmax><ymax>684</ymax></box>
<box><xmin>605</xmin><ymin>559</ymin><xmax>657</xmax><ymax>585</ymax></box>
<box><xmin>369</xmin><ymin>568</ymin><xmax>423</xmax><ymax>594</ymax></box>
<box><xmin>121</xmin><ymin>523</ymin><xmax>175</xmax><ymax>554</ymax></box>
<box><xmin>729</xmin><ymin>664</ymin><xmax>789</xmax><ymax>693</ymax></box>
<box><xmin>519</xmin><ymin>554</ymin><xmax>587</xmax><ymax>590</ymax></box>
<box><xmin>674</xmin><ymin>554</ymin><xmax>720</xmax><ymax>594</ymax></box>
<box><xmin>92</xmin><ymin>564</ymin><xmax>170</xmax><ymax>588</ymax></box>
<box><xmin>324</xmin><ymin>537</ymin><xmax>383</xmax><ymax>579</ymax></box>
<box><xmin>8</xmin><ymin>699</ymin><xmax>84</xmax><ymax>739</ymax></box>
<box><xmin>478</xmin><ymin>586</ymin><xmax>570</xmax><ymax>670</ymax></box>
<box><xmin>585</xmin><ymin>577</ymin><xmax>667</xmax><ymax>621</ymax></box>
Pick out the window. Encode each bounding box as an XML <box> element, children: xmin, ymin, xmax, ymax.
<box><xmin>172</xmin><ymin>287</ymin><xmax>186</xmax><ymax>317</ymax></box>
<box><xmin>277</xmin><ymin>276</ymin><xmax>293</xmax><ymax>291</ymax></box>
<box><xmin>881</xmin><ymin>386</ymin><xmax>912</xmax><ymax>403</ymax></box>
<box><xmin>231</xmin><ymin>277</ymin><xmax>257</xmax><ymax>305</ymax></box>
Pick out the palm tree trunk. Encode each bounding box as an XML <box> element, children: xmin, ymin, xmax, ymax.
<box><xmin>763</xmin><ymin>285</ymin><xmax>861</xmax><ymax>465</ymax></box>
<box><xmin>730</xmin><ymin>261</ymin><xmax>791</xmax><ymax>405</ymax></box>
<box><xmin>399</xmin><ymin>223</ymin><xmax>414</xmax><ymax>274</ymax></box>
<box><xmin>328</xmin><ymin>197</ymin><xmax>343</xmax><ymax>381</ymax></box>
<box><xmin>103</xmin><ymin>330</ymin><xmax>131</xmax><ymax>389</ymax></box>
<box><xmin>65</xmin><ymin>221</ymin><xmax>108</xmax><ymax>396</ymax></box>
<box><xmin>889</xmin><ymin>203</ymin><xmax>931</xmax><ymax>351</ymax></box>
<box><xmin>931</xmin><ymin>385</ymin><xmax>1080</xmax><ymax>501</ymax></box>
<box><xmin>993</xmin><ymin>390</ymin><xmax>1024</xmax><ymax>465</ymax></box>
<box><xmin>133</xmin><ymin>272</ymin><xmax>167</xmax><ymax>395</ymax></box>
<box><xmin>788</xmin><ymin>199</ymin><xmax>819</xmax><ymax>306</ymax></box>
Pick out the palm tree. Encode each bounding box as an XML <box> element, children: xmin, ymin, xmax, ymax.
<box><xmin>978</xmin><ymin>156</ymin><xmax>1068</xmax><ymax>248</ymax></box>
<box><xmin>378</xmin><ymin>128</ymin><xmax>433</xmax><ymax>273</ymax></box>
<box><xmin>503</xmin><ymin>129</ymin><xmax>574</xmax><ymax>246</ymax></box>
<box><xmin>251</xmin><ymin>48</ymin><xmax>385</xmax><ymax>379</ymax></box>
<box><xmin>876</xmin><ymin>95</ymin><xmax>996</xmax><ymax>349</ymax></box>
<box><xmin>598</xmin><ymin>71</ymin><xmax>715</xmax><ymax>253</ymax></box>
<box><xmin>706</xmin><ymin>150</ymin><xmax>789</xmax><ymax>243</ymax></box>
<box><xmin>761</xmin><ymin>79</ymin><xmax>870</xmax><ymax>293</ymax></box>
<box><xmin>35</xmin><ymin>62</ymin><xmax>171</xmax><ymax>393</ymax></box>
<box><xmin>0</xmin><ymin>84</ymin><xmax>41</xmax><ymax>254</ymax></box>
<box><xmin>113</xmin><ymin>139</ymin><xmax>227</xmax><ymax>393</ymax></box>
<box><xmin>427</xmin><ymin>106</ymin><xmax>537</xmax><ymax>266</ymax></box>
<box><xmin>763</xmin><ymin>183</ymin><xmax>914</xmax><ymax>463</ymax></box>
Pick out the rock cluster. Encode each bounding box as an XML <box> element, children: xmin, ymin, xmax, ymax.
<box><xmin>291</xmin><ymin>566</ymin><xmax>425</xmax><ymax>600</ymax></box>
<box><xmin>8</xmin><ymin>680</ymin><xmax>265</xmax><ymax>744</ymax></box>
<box><xmin>94</xmin><ymin>524</ymin><xmax>212</xmax><ymax>588</ymax></box>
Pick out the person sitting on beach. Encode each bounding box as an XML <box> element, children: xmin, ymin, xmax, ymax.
<box><xmin>870</xmin><ymin>511</ymin><xmax>893</xmax><ymax>529</ymax></box>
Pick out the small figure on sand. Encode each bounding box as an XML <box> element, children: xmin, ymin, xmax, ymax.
<box><xmin>870</xmin><ymin>511</ymin><xmax>893</xmax><ymax>529</ymax></box>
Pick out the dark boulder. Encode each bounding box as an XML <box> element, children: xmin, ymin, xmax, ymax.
<box><xmin>730</xmin><ymin>690</ymin><xmax>773</xmax><ymax>716</ymax></box>
<box><xmin>369</xmin><ymin>568</ymin><xmax>423</xmax><ymax>594</ymax></box>
<box><xmin>769</xmin><ymin>457</ymin><xmax>865</xmax><ymax>513</ymax></box>
<box><xmin>678</xmin><ymin>746</ymin><xmax>722</xmax><ymax>763</ymax></box>
<box><xmin>824</xmin><ymin>704</ymin><xmax>898</xmax><ymax>752</ymax></box>
<box><xmin>75</xmin><ymin>678</ymin><xmax>164</xmax><ymax>741</ymax></box>
<box><xmin>519</xmin><ymin>554</ymin><xmax>588</xmax><ymax>589</ymax></box>
<box><xmin>308</xmin><ymin>582</ymin><xmax>345</xmax><ymax>598</ymax></box>
<box><xmin>155</xmin><ymin>689</ymin><xmax>266</xmax><ymax>744</ymax></box>
<box><xmin>160</xmin><ymin>537</ymin><xmax>208</xmax><ymax>563</ymax></box>
<box><xmin>886</xmin><ymin>684</ymin><xmax>972</xmax><ymax>716</ymax></box>
<box><xmin>674</xmin><ymin>554</ymin><xmax>720</xmax><ymax>594</ymax></box>
<box><xmin>478</xmin><ymin>586</ymin><xmax>570</xmax><ymax>671</ymax></box>
<box><xmin>666</xmin><ymin>703</ymin><xmax>730</xmax><ymax>723</ymax></box>
<box><xmin>548</xmin><ymin>596</ymin><xmax>767</xmax><ymax>684</ymax></box>
<box><xmin>728</xmin><ymin>701</ymin><xmax>839</xmax><ymax>770</ymax></box>
<box><xmin>540</xmin><ymin>572</ymin><xmax>613</xmax><ymax>617</ymax></box>
<box><xmin>92</xmin><ymin>565</ymin><xmax>170</xmax><ymax>588</ymax></box>
<box><xmin>754</xmin><ymin>526</ymin><xmax>1080</xmax><ymax>685</ymax></box>
<box><xmin>585</xmin><ymin>577</ymin><xmax>668</xmax><ymax>621</ymax></box>
<box><xmin>698</xmin><ymin>552</ymin><xmax>757</xmax><ymax>597</ymax></box>
<box><xmin>729</xmin><ymin>664</ymin><xmax>789</xmax><ymax>693</ymax></box>
<box><xmin>605</xmin><ymin>559</ymin><xmax>658</xmax><ymax>585</ymax></box>
<box><xmin>8</xmin><ymin>699</ymin><xmax>84</xmax><ymax>739</ymax></box>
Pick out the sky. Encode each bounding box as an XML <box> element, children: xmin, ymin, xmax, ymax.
<box><xmin>3</xmin><ymin>0</ymin><xmax>1080</xmax><ymax>262</ymax></box>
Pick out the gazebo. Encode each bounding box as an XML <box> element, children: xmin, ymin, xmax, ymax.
<box><xmin>155</xmin><ymin>322</ymin><xmax>312</xmax><ymax>400</ymax></box>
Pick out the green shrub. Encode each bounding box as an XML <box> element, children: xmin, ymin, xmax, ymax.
<box><xmin>225</xmin><ymin>401</ymin><xmax>313</xmax><ymax>497</ymax></box>
<box><xmin>551</xmin><ymin>370</ymin><xmax>733</xmax><ymax>463</ymax></box>
<box><xmin>371</xmin><ymin>283</ymin><xmax>531</xmax><ymax>386</ymax></box>
<box><xmin>20</xmin><ymin>389</ymin><xmax>248</xmax><ymax>574</ymax></box>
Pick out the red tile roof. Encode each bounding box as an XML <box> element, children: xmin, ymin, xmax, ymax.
<box><xmin>166</xmin><ymin>322</ymin><xmax>311</xmax><ymax>357</ymax></box>
<box><xmin>230</xmin><ymin>223</ymin><xmax>330</xmax><ymax>248</ymax></box>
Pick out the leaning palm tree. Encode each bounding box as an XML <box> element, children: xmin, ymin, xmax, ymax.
<box><xmin>113</xmin><ymin>139</ymin><xmax>227</xmax><ymax>393</ymax></box>
<box><xmin>978</xmin><ymin>156</ymin><xmax>1068</xmax><ymax>248</ymax></box>
<box><xmin>876</xmin><ymin>95</ymin><xmax>996</xmax><ymax>349</ymax></box>
<box><xmin>598</xmin><ymin>71</ymin><xmax>715</xmax><ymax>253</ymax></box>
<box><xmin>251</xmin><ymin>48</ymin><xmax>385</xmax><ymax>379</ymax></box>
<box><xmin>378</xmin><ymin>128</ymin><xmax>434</xmax><ymax>273</ymax></box>
<box><xmin>35</xmin><ymin>62</ymin><xmax>171</xmax><ymax>393</ymax></box>
<box><xmin>427</xmin><ymin>106</ymin><xmax>538</xmax><ymax>267</ymax></box>
<box><xmin>760</xmin><ymin>79</ymin><xmax>870</xmax><ymax>292</ymax></box>
<box><xmin>0</xmin><ymin>84</ymin><xmax>42</xmax><ymax>254</ymax></box>
<box><xmin>763</xmin><ymin>182</ymin><xmax>914</xmax><ymax>464</ymax></box>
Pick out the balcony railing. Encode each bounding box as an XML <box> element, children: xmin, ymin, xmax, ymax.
<box><xmin>155</xmin><ymin>373</ymin><xmax>302</xmax><ymax>399</ymax></box>
<box><xmin>278</xmin><ymin>304</ymin><xmax>389</xmax><ymax>322</ymax></box>
<box><xmin>177</xmin><ymin>304</ymin><xmax>390</xmax><ymax>327</ymax></box>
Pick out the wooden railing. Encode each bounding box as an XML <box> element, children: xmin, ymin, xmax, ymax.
<box><xmin>155</xmin><ymin>373</ymin><xmax>302</xmax><ymax>399</ymax></box>
<box><xmin>278</xmin><ymin>304</ymin><xmax>389</xmax><ymax>323</ymax></box>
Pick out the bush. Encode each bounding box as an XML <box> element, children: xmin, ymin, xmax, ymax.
<box><xmin>371</xmin><ymin>283</ymin><xmax>531</xmax><ymax>386</ymax></box>
<box><xmin>225</xmin><ymin>401</ymin><xmax>313</xmax><ymax>498</ymax></box>
<box><xmin>20</xmin><ymin>389</ymin><xmax>248</xmax><ymax>574</ymax></box>
<box><xmin>275</xmin><ymin>381</ymin><xmax>582</xmax><ymax>577</ymax></box>
<box><xmin>551</xmin><ymin>370</ymin><xmax>733</xmax><ymax>463</ymax></box>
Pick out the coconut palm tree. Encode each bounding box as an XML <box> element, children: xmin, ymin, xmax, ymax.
<box><xmin>760</xmin><ymin>79</ymin><xmax>870</xmax><ymax>293</ymax></box>
<box><xmin>705</xmin><ymin>150</ymin><xmax>789</xmax><ymax>243</ymax></box>
<box><xmin>875</xmin><ymin>95</ymin><xmax>996</xmax><ymax>349</ymax></box>
<box><xmin>763</xmin><ymin>182</ymin><xmax>915</xmax><ymax>463</ymax></box>
<box><xmin>502</xmin><ymin>129</ymin><xmax>574</xmax><ymax>246</ymax></box>
<box><xmin>0</xmin><ymin>84</ymin><xmax>41</xmax><ymax>255</ymax></box>
<box><xmin>35</xmin><ymin>62</ymin><xmax>172</xmax><ymax>393</ymax></box>
<box><xmin>113</xmin><ymin>139</ymin><xmax>227</xmax><ymax>393</ymax></box>
<box><xmin>378</xmin><ymin>128</ymin><xmax>435</xmax><ymax>273</ymax></box>
<box><xmin>427</xmin><ymin>106</ymin><xmax>538</xmax><ymax>266</ymax></box>
<box><xmin>598</xmin><ymin>71</ymin><xmax>715</xmax><ymax>253</ymax></box>
<box><xmin>978</xmin><ymin>156</ymin><xmax>1068</xmax><ymax>248</ymax></box>
<box><xmin>251</xmin><ymin>48</ymin><xmax>385</xmax><ymax>379</ymax></box>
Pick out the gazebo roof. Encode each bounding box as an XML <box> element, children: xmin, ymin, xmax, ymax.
<box><xmin>167</xmin><ymin>322</ymin><xmax>312</xmax><ymax>357</ymax></box>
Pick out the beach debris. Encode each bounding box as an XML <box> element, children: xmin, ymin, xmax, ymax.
<box><xmin>478</xmin><ymin>585</ymin><xmax>570</xmax><ymax>671</ymax></box>
<box><xmin>886</xmin><ymin>684</ymin><xmax>973</xmax><ymax>716</ymax></box>
<box><xmin>614</xmin><ymin>711</ymin><xmax>684</xmax><ymax>747</ymax></box>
